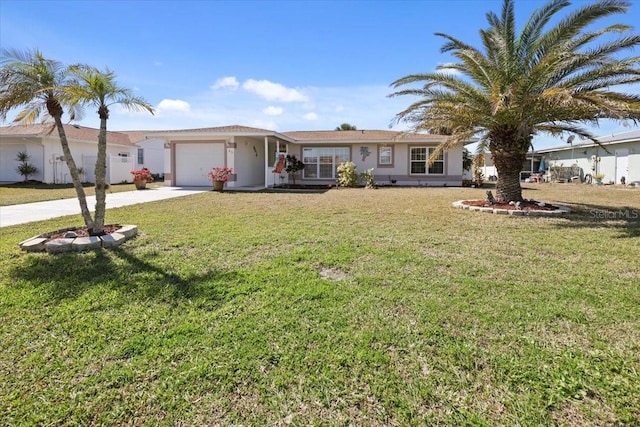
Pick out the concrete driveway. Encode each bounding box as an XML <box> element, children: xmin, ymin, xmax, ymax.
<box><xmin>0</xmin><ymin>186</ymin><xmax>207</xmax><ymax>227</ymax></box>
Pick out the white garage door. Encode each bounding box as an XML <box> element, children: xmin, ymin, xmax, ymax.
<box><xmin>175</xmin><ymin>142</ymin><xmax>225</xmax><ymax>186</ymax></box>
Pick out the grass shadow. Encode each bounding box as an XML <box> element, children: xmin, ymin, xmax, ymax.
<box><xmin>8</xmin><ymin>247</ymin><xmax>239</xmax><ymax>306</ymax></box>
<box><xmin>553</xmin><ymin>201</ymin><xmax>640</xmax><ymax>238</ymax></box>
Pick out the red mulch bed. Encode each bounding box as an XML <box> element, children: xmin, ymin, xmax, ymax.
<box><xmin>462</xmin><ymin>200</ymin><xmax>558</xmax><ymax>211</ymax></box>
<box><xmin>44</xmin><ymin>224</ymin><xmax>122</xmax><ymax>241</ymax></box>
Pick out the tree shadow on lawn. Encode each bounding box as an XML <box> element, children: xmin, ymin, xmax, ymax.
<box><xmin>553</xmin><ymin>202</ymin><xmax>640</xmax><ymax>238</ymax></box>
<box><xmin>9</xmin><ymin>248</ymin><xmax>239</xmax><ymax>305</ymax></box>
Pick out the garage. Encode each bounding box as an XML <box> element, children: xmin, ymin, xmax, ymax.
<box><xmin>174</xmin><ymin>141</ymin><xmax>225</xmax><ymax>186</ymax></box>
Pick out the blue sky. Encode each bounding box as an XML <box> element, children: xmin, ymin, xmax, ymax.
<box><xmin>1</xmin><ymin>0</ymin><xmax>639</xmax><ymax>149</ymax></box>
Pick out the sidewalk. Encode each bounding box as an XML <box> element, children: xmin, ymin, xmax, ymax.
<box><xmin>0</xmin><ymin>186</ymin><xmax>207</xmax><ymax>227</ymax></box>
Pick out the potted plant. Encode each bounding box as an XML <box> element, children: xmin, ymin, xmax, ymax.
<box><xmin>130</xmin><ymin>168</ymin><xmax>153</xmax><ymax>189</ymax></box>
<box><xmin>593</xmin><ymin>173</ymin><xmax>605</xmax><ymax>185</ymax></box>
<box><xmin>208</xmin><ymin>166</ymin><xmax>233</xmax><ymax>191</ymax></box>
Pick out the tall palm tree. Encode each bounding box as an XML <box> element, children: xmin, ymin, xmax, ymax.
<box><xmin>390</xmin><ymin>0</ymin><xmax>640</xmax><ymax>202</ymax></box>
<box><xmin>0</xmin><ymin>48</ymin><xmax>95</xmax><ymax>227</ymax></box>
<box><xmin>67</xmin><ymin>65</ymin><xmax>154</xmax><ymax>235</ymax></box>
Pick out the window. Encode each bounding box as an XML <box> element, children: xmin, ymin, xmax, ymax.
<box><xmin>137</xmin><ymin>148</ymin><xmax>144</xmax><ymax>164</ymax></box>
<box><xmin>303</xmin><ymin>147</ymin><xmax>350</xmax><ymax>179</ymax></box>
<box><xmin>410</xmin><ymin>147</ymin><xmax>444</xmax><ymax>175</ymax></box>
<box><xmin>379</xmin><ymin>146</ymin><xmax>393</xmax><ymax>166</ymax></box>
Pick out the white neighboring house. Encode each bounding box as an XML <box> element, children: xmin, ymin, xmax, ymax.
<box><xmin>122</xmin><ymin>131</ymin><xmax>165</xmax><ymax>177</ymax></box>
<box><xmin>536</xmin><ymin>129</ymin><xmax>640</xmax><ymax>184</ymax></box>
<box><xmin>0</xmin><ymin>124</ymin><xmax>137</xmax><ymax>184</ymax></box>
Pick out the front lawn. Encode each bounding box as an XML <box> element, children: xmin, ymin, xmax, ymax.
<box><xmin>0</xmin><ymin>182</ymin><xmax>162</xmax><ymax>206</ymax></box>
<box><xmin>0</xmin><ymin>185</ymin><xmax>638</xmax><ymax>425</ymax></box>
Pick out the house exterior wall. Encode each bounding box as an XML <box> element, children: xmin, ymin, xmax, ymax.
<box><xmin>1</xmin><ymin>136</ymin><xmax>135</xmax><ymax>183</ymax></box>
<box><xmin>135</xmin><ymin>138</ymin><xmax>165</xmax><ymax>176</ymax></box>
<box><xmin>231</xmin><ymin>137</ymin><xmax>265</xmax><ymax>187</ymax></box>
<box><xmin>0</xmin><ymin>140</ymin><xmax>45</xmax><ymax>182</ymax></box>
<box><xmin>288</xmin><ymin>142</ymin><xmax>462</xmax><ymax>186</ymax></box>
<box><xmin>42</xmin><ymin>138</ymin><xmax>136</xmax><ymax>184</ymax></box>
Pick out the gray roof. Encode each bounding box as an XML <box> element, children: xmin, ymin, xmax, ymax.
<box><xmin>536</xmin><ymin>128</ymin><xmax>640</xmax><ymax>153</ymax></box>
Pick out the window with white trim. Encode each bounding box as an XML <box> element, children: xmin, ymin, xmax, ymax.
<box><xmin>379</xmin><ymin>146</ymin><xmax>393</xmax><ymax>166</ymax></box>
<box><xmin>410</xmin><ymin>147</ymin><xmax>444</xmax><ymax>174</ymax></box>
<box><xmin>302</xmin><ymin>147</ymin><xmax>350</xmax><ymax>179</ymax></box>
<box><xmin>137</xmin><ymin>148</ymin><xmax>144</xmax><ymax>164</ymax></box>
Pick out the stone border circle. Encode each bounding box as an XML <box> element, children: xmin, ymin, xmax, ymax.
<box><xmin>452</xmin><ymin>201</ymin><xmax>571</xmax><ymax>217</ymax></box>
<box><xmin>19</xmin><ymin>224</ymin><xmax>138</xmax><ymax>254</ymax></box>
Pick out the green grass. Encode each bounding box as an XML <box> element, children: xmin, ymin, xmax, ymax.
<box><xmin>0</xmin><ymin>182</ymin><xmax>163</xmax><ymax>206</ymax></box>
<box><xmin>1</xmin><ymin>185</ymin><xmax>638</xmax><ymax>425</ymax></box>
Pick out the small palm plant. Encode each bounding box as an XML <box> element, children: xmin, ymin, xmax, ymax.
<box><xmin>15</xmin><ymin>151</ymin><xmax>38</xmax><ymax>182</ymax></box>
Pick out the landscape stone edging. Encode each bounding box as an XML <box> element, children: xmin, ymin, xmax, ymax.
<box><xmin>19</xmin><ymin>224</ymin><xmax>138</xmax><ymax>254</ymax></box>
<box><xmin>452</xmin><ymin>200</ymin><xmax>571</xmax><ymax>217</ymax></box>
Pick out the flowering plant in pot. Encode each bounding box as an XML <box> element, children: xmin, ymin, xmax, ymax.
<box><xmin>130</xmin><ymin>168</ymin><xmax>153</xmax><ymax>189</ymax></box>
<box><xmin>208</xmin><ymin>166</ymin><xmax>233</xmax><ymax>191</ymax></box>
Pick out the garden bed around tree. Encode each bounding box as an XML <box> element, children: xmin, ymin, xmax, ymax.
<box><xmin>18</xmin><ymin>224</ymin><xmax>138</xmax><ymax>254</ymax></box>
<box><xmin>453</xmin><ymin>199</ymin><xmax>571</xmax><ymax>216</ymax></box>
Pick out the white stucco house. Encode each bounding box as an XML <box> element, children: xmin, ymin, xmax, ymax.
<box><xmin>535</xmin><ymin>129</ymin><xmax>640</xmax><ymax>184</ymax></box>
<box><xmin>0</xmin><ymin>124</ymin><xmax>139</xmax><ymax>184</ymax></box>
<box><xmin>146</xmin><ymin>125</ymin><xmax>463</xmax><ymax>188</ymax></box>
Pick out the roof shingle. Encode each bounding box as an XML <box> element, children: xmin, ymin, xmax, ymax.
<box><xmin>0</xmin><ymin>123</ymin><xmax>137</xmax><ymax>146</ymax></box>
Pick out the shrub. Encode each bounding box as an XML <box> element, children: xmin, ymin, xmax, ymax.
<box><xmin>359</xmin><ymin>168</ymin><xmax>375</xmax><ymax>189</ymax></box>
<box><xmin>337</xmin><ymin>161</ymin><xmax>358</xmax><ymax>187</ymax></box>
<box><xmin>15</xmin><ymin>151</ymin><xmax>38</xmax><ymax>182</ymax></box>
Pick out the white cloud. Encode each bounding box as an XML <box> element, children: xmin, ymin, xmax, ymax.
<box><xmin>156</xmin><ymin>99</ymin><xmax>191</xmax><ymax>114</ymax></box>
<box><xmin>335</xmin><ymin>105</ymin><xmax>345</xmax><ymax>112</ymax></box>
<box><xmin>243</xmin><ymin>79</ymin><xmax>308</xmax><ymax>102</ymax></box>
<box><xmin>248</xmin><ymin>119</ymin><xmax>279</xmax><ymax>131</ymax></box>
<box><xmin>211</xmin><ymin>76</ymin><xmax>240</xmax><ymax>90</ymax></box>
<box><xmin>263</xmin><ymin>106</ymin><xmax>283</xmax><ymax>116</ymax></box>
<box><xmin>303</xmin><ymin>112</ymin><xmax>319</xmax><ymax>120</ymax></box>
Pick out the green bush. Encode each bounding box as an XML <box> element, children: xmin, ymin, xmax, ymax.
<box><xmin>15</xmin><ymin>151</ymin><xmax>38</xmax><ymax>182</ymax></box>
<box><xmin>337</xmin><ymin>161</ymin><xmax>358</xmax><ymax>187</ymax></box>
<box><xmin>359</xmin><ymin>168</ymin><xmax>375</xmax><ymax>189</ymax></box>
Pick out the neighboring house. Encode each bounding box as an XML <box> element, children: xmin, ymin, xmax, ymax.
<box><xmin>148</xmin><ymin>125</ymin><xmax>463</xmax><ymax>188</ymax></box>
<box><xmin>535</xmin><ymin>129</ymin><xmax>640</xmax><ymax>184</ymax></box>
<box><xmin>0</xmin><ymin>124</ymin><xmax>137</xmax><ymax>184</ymax></box>
<box><xmin>122</xmin><ymin>131</ymin><xmax>165</xmax><ymax>176</ymax></box>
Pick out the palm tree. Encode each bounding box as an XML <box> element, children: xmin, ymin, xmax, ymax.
<box><xmin>390</xmin><ymin>0</ymin><xmax>640</xmax><ymax>202</ymax></box>
<box><xmin>67</xmin><ymin>65</ymin><xmax>154</xmax><ymax>235</ymax></box>
<box><xmin>335</xmin><ymin>123</ymin><xmax>357</xmax><ymax>131</ymax></box>
<box><xmin>0</xmin><ymin>48</ymin><xmax>94</xmax><ymax>226</ymax></box>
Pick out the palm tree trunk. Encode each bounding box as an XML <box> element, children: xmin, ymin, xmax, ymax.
<box><xmin>492</xmin><ymin>150</ymin><xmax>526</xmax><ymax>202</ymax></box>
<box><xmin>92</xmin><ymin>114</ymin><xmax>108</xmax><ymax>235</ymax></box>
<box><xmin>53</xmin><ymin>117</ymin><xmax>94</xmax><ymax>229</ymax></box>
